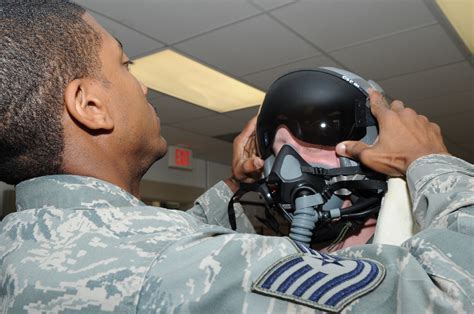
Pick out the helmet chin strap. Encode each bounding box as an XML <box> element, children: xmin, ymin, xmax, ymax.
<box><xmin>228</xmin><ymin>145</ymin><xmax>387</xmax><ymax>248</ymax></box>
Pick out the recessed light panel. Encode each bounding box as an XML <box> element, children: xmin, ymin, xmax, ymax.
<box><xmin>436</xmin><ymin>0</ymin><xmax>473</xmax><ymax>54</ymax></box>
<box><xmin>131</xmin><ymin>49</ymin><xmax>265</xmax><ymax>112</ymax></box>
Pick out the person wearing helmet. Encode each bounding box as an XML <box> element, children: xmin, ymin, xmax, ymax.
<box><xmin>235</xmin><ymin>68</ymin><xmax>416</xmax><ymax>251</ymax></box>
<box><xmin>1</xmin><ymin>2</ymin><xmax>473</xmax><ymax>313</ymax></box>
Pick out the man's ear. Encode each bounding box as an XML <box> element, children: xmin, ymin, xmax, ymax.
<box><xmin>64</xmin><ymin>79</ymin><xmax>114</xmax><ymax>131</ymax></box>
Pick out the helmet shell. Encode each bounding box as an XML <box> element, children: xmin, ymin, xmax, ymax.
<box><xmin>256</xmin><ymin>68</ymin><xmax>381</xmax><ymax>159</ymax></box>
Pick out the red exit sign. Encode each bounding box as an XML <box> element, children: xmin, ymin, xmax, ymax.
<box><xmin>168</xmin><ymin>145</ymin><xmax>193</xmax><ymax>170</ymax></box>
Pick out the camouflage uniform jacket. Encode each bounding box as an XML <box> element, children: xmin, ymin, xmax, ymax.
<box><xmin>1</xmin><ymin>154</ymin><xmax>473</xmax><ymax>313</ymax></box>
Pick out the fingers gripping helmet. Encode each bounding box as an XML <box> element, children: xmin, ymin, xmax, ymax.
<box><xmin>228</xmin><ymin>67</ymin><xmax>388</xmax><ymax>248</ymax></box>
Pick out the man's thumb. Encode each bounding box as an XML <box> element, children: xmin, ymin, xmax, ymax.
<box><xmin>336</xmin><ymin>141</ymin><xmax>370</xmax><ymax>160</ymax></box>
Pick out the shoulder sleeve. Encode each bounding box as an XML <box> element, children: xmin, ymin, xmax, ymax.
<box><xmin>406</xmin><ymin>155</ymin><xmax>474</xmax><ymax>305</ymax></box>
<box><xmin>186</xmin><ymin>181</ymin><xmax>256</xmax><ymax>233</ymax></box>
<box><xmin>337</xmin><ymin>154</ymin><xmax>474</xmax><ymax>312</ymax></box>
<box><xmin>136</xmin><ymin>233</ymin><xmax>295</xmax><ymax>313</ymax></box>
<box><xmin>136</xmin><ymin>232</ymin><xmax>386</xmax><ymax>313</ymax></box>
<box><xmin>406</xmin><ymin>154</ymin><xmax>474</xmax><ymax>230</ymax></box>
<box><xmin>404</xmin><ymin>155</ymin><xmax>474</xmax><ymax>310</ymax></box>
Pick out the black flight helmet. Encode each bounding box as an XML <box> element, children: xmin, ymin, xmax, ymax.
<box><xmin>257</xmin><ymin>67</ymin><xmax>383</xmax><ymax>160</ymax></box>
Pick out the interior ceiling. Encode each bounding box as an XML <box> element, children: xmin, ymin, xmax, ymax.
<box><xmin>76</xmin><ymin>0</ymin><xmax>474</xmax><ymax>165</ymax></box>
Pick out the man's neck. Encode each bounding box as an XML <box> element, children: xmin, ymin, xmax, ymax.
<box><xmin>62</xmin><ymin>133</ymin><xmax>147</xmax><ymax>198</ymax></box>
<box><xmin>62</xmin><ymin>163</ymin><xmax>143</xmax><ymax>198</ymax></box>
<box><xmin>97</xmin><ymin>172</ymin><xmax>142</xmax><ymax>198</ymax></box>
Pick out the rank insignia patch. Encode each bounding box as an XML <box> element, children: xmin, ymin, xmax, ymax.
<box><xmin>252</xmin><ymin>252</ymin><xmax>385</xmax><ymax>312</ymax></box>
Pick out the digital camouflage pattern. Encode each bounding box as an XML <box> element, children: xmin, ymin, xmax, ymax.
<box><xmin>1</xmin><ymin>154</ymin><xmax>473</xmax><ymax>313</ymax></box>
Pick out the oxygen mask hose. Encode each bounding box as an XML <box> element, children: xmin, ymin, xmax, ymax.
<box><xmin>289</xmin><ymin>189</ymin><xmax>324</xmax><ymax>247</ymax></box>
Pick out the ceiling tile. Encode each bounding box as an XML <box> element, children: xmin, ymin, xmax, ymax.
<box><xmin>330</xmin><ymin>24</ymin><xmax>465</xmax><ymax>81</ymax></box>
<box><xmin>410</xmin><ymin>90</ymin><xmax>474</xmax><ymax>119</ymax></box>
<box><xmin>170</xmin><ymin>114</ymin><xmax>247</xmax><ymax>136</ymax></box>
<box><xmin>175</xmin><ymin>14</ymin><xmax>318</xmax><ymax>77</ymax></box>
<box><xmin>89</xmin><ymin>12</ymin><xmax>163</xmax><ymax>58</ymax></box>
<box><xmin>431</xmin><ymin>112</ymin><xmax>474</xmax><ymax>152</ymax></box>
<box><xmin>161</xmin><ymin>126</ymin><xmax>211</xmax><ymax>149</ymax></box>
<box><xmin>378</xmin><ymin>62</ymin><xmax>474</xmax><ymax>103</ymax></box>
<box><xmin>77</xmin><ymin>0</ymin><xmax>260</xmax><ymax>44</ymax></box>
<box><xmin>242</xmin><ymin>54</ymin><xmax>341</xmax><ymax>90</ymax></box>
<box><xmin>224</xmin><ymin>106</ymin><xmax>260</xmax><ymax>123</ymax></box>
<box><xmin>147</xmin><ymin>89</ymin><xmax>162</xmax><ymax>100</ymax></box>
<box><xmin>433</xmin><ymin>114</ymin><xmax>474</xmax><ymax>163</ymax></box>
<box><xmin>271</xmin><ymin>0</ymin><xmax>437</xmax><ymax>51</ymax></box>
<box><xmin>148</xmin><ymin>91</ymin><xmax>216</xmax><ymax>124</ymax></box>
<box><xmin>443</xmin><ymin>138</ymin><xmax>473</xmax><ymax>164</ymax></box>
<box><xmin>249</xmin><ymin>0</ymin><xmax>296</xmax><ymax>11</ymax></box>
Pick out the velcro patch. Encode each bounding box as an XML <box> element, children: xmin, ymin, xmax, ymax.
<box><xmin>252</xmin><ymin>252</ymin><xmax>385</xmax><ymax>312</ymax></box>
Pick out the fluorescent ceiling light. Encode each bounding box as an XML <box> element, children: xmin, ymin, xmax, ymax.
<box><xmin>435</xmin><ymin>0</ymin><xmax>473</xmax><ymax>54</ymax></box>
<box><xmin>130</xmin><ymin>49</ymin><xmax>265</xmax><ymax>113</ymax></box>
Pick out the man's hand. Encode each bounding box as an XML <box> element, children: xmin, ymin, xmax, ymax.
<box><xmin>225</xmin><ymin>116</ymin><xmax>264</xmax><ymax>192</ymax></box>
<box><xmin>336</xmin><ymin>89</ymin><xmax>450</xmax><ymax>176</ymax></box>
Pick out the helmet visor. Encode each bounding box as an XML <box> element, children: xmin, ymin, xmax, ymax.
<box><xmin>277</xmin><ymin>97</ymin><xmax>369</xmax><ymax>146</ymax></box>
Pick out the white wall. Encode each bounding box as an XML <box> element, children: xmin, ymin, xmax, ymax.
<box><xmin>143</xmin><ymin>155</ymin><xmax>231</xmax><ymax>189</ymax></box>
<box><xmin>144</xmin><ymin>157</ymin><xmax>208</xmax><ymax>188</ymax></box>
<box><xmin>206</xmin><ymin>160</ymin><xmax>231</xmax><ymax>188</ymax></box>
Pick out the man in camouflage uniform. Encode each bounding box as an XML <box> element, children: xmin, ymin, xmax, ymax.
<box><xmin>1</xmin><ymin>1</ymin><xmax>473</xmax><ymax>313</ymax></box>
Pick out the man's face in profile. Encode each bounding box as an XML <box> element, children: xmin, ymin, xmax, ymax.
<box><xmin>81</xmin><ymin>13</ymin><xmax>168</xmax><ymax>164</ymax></box>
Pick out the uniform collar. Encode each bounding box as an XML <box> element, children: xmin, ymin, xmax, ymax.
<box><xmin>15</xmin><ymin>175</ymin><xmax>145</xmax><ymax>211</ymax></box>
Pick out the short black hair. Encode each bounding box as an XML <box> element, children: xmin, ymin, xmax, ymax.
<box><xmin>0</xmin><ymin>0</ymin><xmax>102</xmax><ymax>185</ymax></box>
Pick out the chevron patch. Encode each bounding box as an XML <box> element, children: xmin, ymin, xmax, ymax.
<box><xmin>252</xmin><ymin>252</ymin><xmax>385</xmax><ymax>312</ymax></box>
